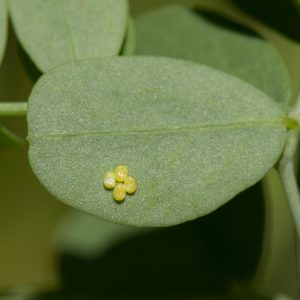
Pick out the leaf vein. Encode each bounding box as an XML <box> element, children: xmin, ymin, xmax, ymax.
<box><xmin>28</xmin><ymin>119</ymin><xmax>285</xmax><ymax>140</ymax></box>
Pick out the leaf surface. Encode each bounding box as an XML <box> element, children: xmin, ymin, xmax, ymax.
<box><xmin>27</xmin><ymin>56</ymin><xmax>287</xmax><ymax>226</ymax></box>
<box><xmin>0</xmin><ymin>0</ymin><xmax>7</xmax><ymax>66</ymax></box>
<box><xmin>135</xmin><ymin>6</ymin><xmax>291</xmax><ymax>108</ymax></box>
<box><xmin>9</xmin><ymin>0</ymin><xmax>128</xmax><ymax>72</ymax></box>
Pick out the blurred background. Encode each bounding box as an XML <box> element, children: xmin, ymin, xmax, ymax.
<box><xmin>0</xmin><ymin>0</ymin><xmax>300</xmax><ymax>299</ymax></box>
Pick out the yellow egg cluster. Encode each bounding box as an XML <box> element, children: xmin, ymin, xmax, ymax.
<box><xmin>103</xmin><ymin>165</ymin><xmax>137</xmax><ymax>202</ymax></box>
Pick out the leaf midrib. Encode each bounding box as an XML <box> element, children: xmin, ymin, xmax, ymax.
<box><xmin>28</xmin><ymin>119</ymin><xmax>285</xmax><ymax>140</ymax></box>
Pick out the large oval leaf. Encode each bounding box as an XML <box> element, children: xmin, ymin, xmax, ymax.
<box><xmin>9</xmin><ymin>0</ymin><xmax>128</xmax><ymax>72</ymax></box>
<box><xmin>27</xmin><ymin>56</ymin><xmax>287</xmax><ymax>227</ymax></box>
<box><xmin>135</xmin><ymin>6</ymin><xmax>291</xmax><ymax>108</ymax></box>
<box><xmin>0</xmin><ymin>0</ymin><xmax>7</xmax><ymax>66</ymax></box>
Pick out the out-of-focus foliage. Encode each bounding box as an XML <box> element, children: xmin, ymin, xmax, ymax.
<box><xmin>9</xmin><ymin>0</ymin><xmax>129</xmax><ymax>72</ymax></box>
<box><xmin>135</xmin><ymin>6</ymin><xmax>292</xmax><ymax>107</ymax></box>
<box><xmin>230</xmin><ymin>0</ymin><xmax>300</xmax><ymax>43</ymax></box>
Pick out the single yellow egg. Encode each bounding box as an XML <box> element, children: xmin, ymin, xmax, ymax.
<box><xmin>124</xmin><ymin>176</ymin><xmax>137</xmax><ymax>194</ymax></box>
<box><xmin>114</xmin><ymin>165</ymin><xmax>128</xmax><ymax>182</ymax></box>
<box><xmin>113</xmin><ymin>183</ymin><xmax>127</xmax><ymax>202</ymax></box>
<box><xmin>103</xmin><ymin>171</ymin><xmax>116</xmax><ymax>189</ymax></box>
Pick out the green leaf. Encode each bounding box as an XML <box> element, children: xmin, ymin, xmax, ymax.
<box><xmin>0</xmin><ymin>125</ymin><xmax>23</xmax><ymax>149</ymax></box>
<box><xmin>27</xmin><ymin>56</ymin><xmax>287</xmax><ymax>227</ymax></box>
<box><xmin>135</xmin><ymin>6</ymin><xmax>291</xmax><ymax>108</ymax></box>
<box><xmin>0</xmin><ymin>0</ymin><xmax>7</xmax><ymax>66</ymax></box>
<box><xmin>9</xmin><ymin>0</ymin><xmax>128</xmax><ymax>72</ymax></box>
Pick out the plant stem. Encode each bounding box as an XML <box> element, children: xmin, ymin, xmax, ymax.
<box><xmin>279</xmin><ymin>92</ymin><xmax>300</xmax><ymax>299</ymax></box>
<box><xmin>279</xmin><ymin>129</ymin><xmax>300</xmax><ymax>237</ymax></box>
<box><xmin>279</xmin><ymin>130</ymin><xmax>300</xmax><ymax>300</ymax></box>
<box><xmin>0</xmin><ymin>102</ymin><xmax>27</xmax><ymax>116</ymax></box>
<box><xmin>281</xmin><ymin>91</ymin><xmax>300</xmax><ymax>238</ymax></box>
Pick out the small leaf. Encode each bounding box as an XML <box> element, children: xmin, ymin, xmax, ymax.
<box><xmin>0</xmin><ymin>125</ymin><xmax>23</xmax><ymax>149</ymax></box>
<box><xmin>135</xmin><ymin>6</ymin><xmax>291</xmax><ymax>108</ymax></box>
<box><xmin>27</xmin><ymin>56</ymin><xmax>287</xmax><ymax>227</ymax></box>
<box><xmin>0</xmin><ymin>0</ymin><xmax>7</xmax><ymax>66</ymax></box>
<box><xmin>9</xmin><ymin>0</ymin><xmax>128</xmax><ymax>72</ymax></box>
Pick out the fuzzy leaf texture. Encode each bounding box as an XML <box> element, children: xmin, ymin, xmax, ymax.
<box><xmin>27</xmin><ymin>56</ymin><xmax>287</xmax><ymax>227</ymax></box>
<box><xmin>135</xmin><ymin>6</ymin><xmax>291</xmax><ymax>108</ymax></box>
<box><xmin>9</xmin><ymin>0</ymin><xmax>128</xmax><ymax>72</ymax></box>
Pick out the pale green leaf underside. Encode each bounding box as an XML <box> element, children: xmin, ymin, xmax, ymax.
<box><xmin>0</xmin><ymin>0</ymin><xmax>7</xmax><ymax>65</ymax></box>
<box><xmin>135</xmin><ymin>6</ymin><xmax>291</xmax><ymax>108</ymax></box>
<box><xmin>9</xmin><ymin>0</ymin><xmax>128</xmax><ymax>72</ymax></box>
<box><xmin>27</xmin><ymin>56</ymin><xmax>287</xmax><ymax>227</ymax></box>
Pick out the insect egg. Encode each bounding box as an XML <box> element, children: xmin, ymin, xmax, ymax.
<box><xmin>103</xmin><ymin>165</ymin><xmax>137</xmax><ymax>202</ymax></box>
<box><xmin>124</xmin><ymin>176</ymin><xmax>137</xmax><ymax>194</ymax></box>
<box><xmin>114</xmin><ymin>165</ymin><xmax>128</xmax><ymax>182</ymax></box>
<box><xmin>103</xmin><ymin>171</ymin><xmax>116</xmax><ymax>189</ymax></box>
<box><xmin>113</xmin><ymin>183</ymin><xmax>127</xmax><ymax>202</ymax></box>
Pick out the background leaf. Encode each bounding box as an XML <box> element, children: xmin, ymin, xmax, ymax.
<box><xmin>135</xmin><ymin>6</ymin><xmax>291</xmax><ymax>108</ymax></box>
<box><xmin>27</xmin><ymin>56</ymin><xmax>287</xmax><ymax>227</ymax></box>
<box><xmin>0</xmin><ymin>0</ymin><xmax>7</xmax><ymax>66</ymax></box>
<box><xmin>9</xmin><ymin>0</ymin><xmax>129</xmax><ymax>72</ymax></box>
